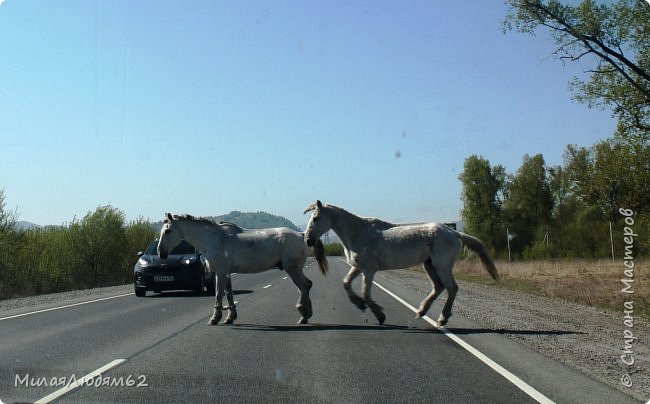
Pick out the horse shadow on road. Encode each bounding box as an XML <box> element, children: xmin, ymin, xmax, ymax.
<box><xmin>443</xmin><ymin>327</ymin><xmax>585</xmax><ymax>336</ymax></box>
<box><xmin>230</xmin><ymin>323</ymin><xmax>429</xmax><ymax>333</ymax></box>
<box><xmin>227</xmin><ymin>323</ymin><xmax>583</xmax><ymax>337</ymax></box>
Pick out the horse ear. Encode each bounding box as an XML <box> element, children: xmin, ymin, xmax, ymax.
<box><xmin>166</xmin><ymin>213</ymin><xmax>173</xmax><ymax>221</ymax></box>
<box><xmin>316</xmin><ymin>200</ymin><xmax>323</xmax><ymax>209</ymax></box>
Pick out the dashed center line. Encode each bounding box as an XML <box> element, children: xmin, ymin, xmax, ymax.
<box><xmin>263</xmin><ymin>284</ymin><xmax>272</xmax><ymax>289</ymax></box>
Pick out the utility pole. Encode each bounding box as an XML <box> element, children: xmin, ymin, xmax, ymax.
<box><xmin>609</xmin><ymin>221</ymin><xmax>615</xmax><ymax>263</ymax></box>
<box><xmin>506</xmin><ymin>228</ymin><xmax>512</xmax><ymax>262</ymax></box>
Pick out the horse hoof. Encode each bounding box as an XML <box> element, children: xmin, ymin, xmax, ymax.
<box><xmin>207</xmin><ymin>319</ymin><xmax>218</xmax><ymax>326</ymax></box>
<box><xmin>297</xmin><ymin>317</ymin><xmax>308</xmax><ymax>324</ymax></box>
<box><xmin>376</xmin><ymin>312</ymin><xmax>386</xmax><ymax>325</ymax></box>
<box><xmin>224</xmin><ymin>318</ymin><xmax>234</xmax><ymax>325</ymax></box>
<box><xmin>297</xmin><ymin>304</ymin><xmax>312</xmax><ymax>319</ymax></box>
<box><xmin>414</xmin><ymin>313</ymin><xmax>423</xmax><ymax>320</ymax></box>
<box><xmin>436</xmin><ymin>319</ymin><xmax>447</xmax><ymax>328</ymax></box>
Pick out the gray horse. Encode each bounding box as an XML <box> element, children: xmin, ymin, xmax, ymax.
<box><xmin>158</xmin><ymin>213</ymin><xmax>328</xmax><ymax>325</ymax></box>
<box><xmin>304</xmin><ymin>201</ymin><xmax>498</xmax><ymax>326</ymax></box>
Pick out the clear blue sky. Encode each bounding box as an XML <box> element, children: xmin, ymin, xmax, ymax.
<box><xmin>0</xmin><ymin>1</ymin><xmax>616</xmax><ymax>227</ymax></box>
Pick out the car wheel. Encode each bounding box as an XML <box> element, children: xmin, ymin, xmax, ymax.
<box><xmin>135</xmin><ymin>286</ymin><xmax>146</xmax><ymax>297</ymax></box>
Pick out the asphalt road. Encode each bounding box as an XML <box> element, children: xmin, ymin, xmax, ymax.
<box><xmin>0</xmin><ymin>258</ymin><xmax>639</xmax><ymax>403</ymax></box>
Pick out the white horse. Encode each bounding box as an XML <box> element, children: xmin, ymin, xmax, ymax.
<box><xmin>303</xmin><ymin>201</ymin><xmax>498</xmax><ymax>327</ymax></box>
<box><xmin>158</xmin><ymin>213</ymin><xmax>328</xmax><ymax>325</ymax></box>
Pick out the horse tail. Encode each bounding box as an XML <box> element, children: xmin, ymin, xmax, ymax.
<box><xmin>313</xmin><ymin>238</ymin><xmax>329</xmax><ymax>275</ymax></box>
<box><xmin>458</xmin><ymin>232</ymin><xmax>499</xmax><ymax>281</ymax></box>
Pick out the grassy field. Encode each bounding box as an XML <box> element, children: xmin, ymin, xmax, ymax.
<box><xmin>448</xmin><ymin>258</ymin><xmax>648</xmax><ymax>317</ymax></box>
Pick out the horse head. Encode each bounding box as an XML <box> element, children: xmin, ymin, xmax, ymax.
<box><xmin>157</xmin><ymin>213</ymin><xmax>185</xmax><ymax>259</ymax></box>
<box><xmin>303</xmin><ymin>200</ymin><xmax>331</xmax><ymax>247</ymax></box>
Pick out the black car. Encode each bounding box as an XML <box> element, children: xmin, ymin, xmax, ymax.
<box><xmin>133</xmin><ymin>239</ymin><xmax>215</xmax><ymax>297</ymax></box>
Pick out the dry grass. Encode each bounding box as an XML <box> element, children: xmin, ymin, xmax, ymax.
<box><xmin>449</xmin><ymin>258</ymin><xmax>648</xmax><ymax>316</ymax></box>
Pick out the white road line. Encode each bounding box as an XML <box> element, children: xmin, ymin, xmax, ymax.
<box><xmin>334</xmin><ymin>257</ymin><xmax>553</xmax><ymax>403</ymax></box>
<box><xmin>34</xmin><ymin>359</ymin><xmax>127</xmax><ymax>404</ymax></box>
<box><xmin>372</xmin><ymin>281</ymin><xmax>555</xmax><ymax>404</ymax></box>
<box><xmin>263</xmin><ymin>284</ymin><xmax>272</xmax><ymax>289</ymax></box>
<box><xmin>0</xmin><ymin>293</ymin><xmax>134</xmax><ymax>322</ymax></box>
<box><xmin>282</xmin><ymin>276</ymin><xmax>288</xmax><ymax>280</ymax></box>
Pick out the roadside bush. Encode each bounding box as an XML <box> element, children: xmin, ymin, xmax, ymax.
<box><xmin>0</xmin><ymin>202</ymin><xmax>157</xmax><ymax>300</ymax></box>
<box><xmin>324</xmin><ymin>242</ymin><xmax>344</xmax><ymax>256</ymax></box>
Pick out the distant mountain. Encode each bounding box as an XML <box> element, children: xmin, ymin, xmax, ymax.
<box><xmin>15</xmin><ymin>221</ymin><xmax>41</xmax><ymax>231</ymax></box>
<box><xmin>209</xmin><ymin>211</ymin><xmax>299</xmax><ymax>231</ymax></box>
<box><xmin>152</xmin><ymin>211</ymin><xmax>299</xmax><ymax>231</ymax></box>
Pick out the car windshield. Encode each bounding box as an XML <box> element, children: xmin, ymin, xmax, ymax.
<box><xmin>145</xmin><ymin>240</ymin><xmax>196</xmax><ymax>256</ymax></box>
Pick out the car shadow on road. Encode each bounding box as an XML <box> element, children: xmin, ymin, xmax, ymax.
<box><xmin>149</xmin><ymin>289</ymin><xmax>254</xmax><ymax>298</ymax></box>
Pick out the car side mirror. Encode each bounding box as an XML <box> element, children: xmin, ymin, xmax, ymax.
<box><xmin>136</xmin><ymin>251</ymin><xmax>144</xmax><ymax>257</ymax></box>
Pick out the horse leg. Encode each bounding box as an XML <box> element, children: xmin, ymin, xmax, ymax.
<box><xmin>343</xmin><ymin>266</ymin><xmax>366</xmax><ymax>311</ymax></box>
<box><xmin>361</xmin><ymin>271</ymin><xmax>385</xmax><ymax>325</ymax></box>
<box><xmin>224</xmin><ymin>275</ymin><xmax>237</xmax><ymax>324</ymax></box>
<box><xmin>435</xmin><ymin>263</ymin><xmax>458</xmax><ymax>327</ymax></box>
<box><xmin>297</xmin><ymin>277</ymin><xmax>313</xmax><ymax>324</ymax></box>
<box><xmin>287</xmin><ymin>267</ymin><xmax>313</xmax><ymax>324</ymax></box>
<box><xmin>416</xmin><ymin>259</ymin><xmax>446</xmax><ymax>319</ymax></box>
<box><xmin>208</xmin><ymin>273</ymin><xmax>226</xmax><ymax>325</ymax></box>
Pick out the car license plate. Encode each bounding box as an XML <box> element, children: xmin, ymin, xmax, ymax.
<box><xmin>154</xmin><ymin>275</ymin><xmax>174</xmax><ymax>282</ymax></box>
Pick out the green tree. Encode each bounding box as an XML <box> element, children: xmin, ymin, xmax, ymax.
<box><xmin>0</xmin><ymin>188</ymin><xmax>16</xmax><ymax>234</ymax></box>
<box><xmin>73</xmin><ymin>205</ymin><xmax>127</xmax><ymax>287</ymax></box>
<box><xmin>503</xmin><ymin>154</ymin><xmax>554</xmax><ymax>256</ymax></box>
<box><xmin>0</xmin><ymin>189</ymin><xmax>17</xmax><ymax>298</ymax></box>
<box><xmin>503</xmin><ymin>0</ymin><xmax>650</xmax><ymax>143</ymax></box>
<box><xmin>459</xmin><ymin>155</ymin><xmax>506</xmax><ymax>252</ymax></box>
<box><xmin>564</xmin><ymin>140</ymin><xmax>650</xmax><ymax>219</ymax></box>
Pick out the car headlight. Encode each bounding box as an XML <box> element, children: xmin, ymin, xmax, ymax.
<box><xmin>183</xmin><ymin>256</ymin><xmax>197</xmax><ymax>265</ymax></box>
<box><xmin>137</xmin><ymin>257</ymin><xmax>149</xmax><ymax>267</ymax></box>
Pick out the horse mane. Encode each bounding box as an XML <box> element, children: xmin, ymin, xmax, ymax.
<box><xmin>366</xmin><ymin>217</ymin><xmax>396</xmax><ymax>230</ymax></box>
<box><xmin>217</xmin><ymin>221</ymin><xmax>244</xmax><ymax>233</ymax></box>
<box><xmin>317</xmin><ymin>204</ymin><xmax>396</xmax><ymax>229</ymax></box>
<box><xmin>303</xmin><ymin>202</ymin><xmax>319</xmax><ymax>214</ymax></box>
<box><xmin>169</xmin><ymin>214</ymin><xmax>220</xmax><ymax>226</ymax></box>
<box><xmin>169</xmin><ymin>214</ymin><xmax>245</xmax><ymax>234</ymax></box>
